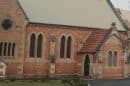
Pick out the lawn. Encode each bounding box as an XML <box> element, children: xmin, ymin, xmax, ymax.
<box><xmin>0</xmin><ymin>80</ymin><xmax>64</xmax><ymax>86</ymax></box>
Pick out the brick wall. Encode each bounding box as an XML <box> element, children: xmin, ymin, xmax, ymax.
<box><xmin>0</xmin><ymin>0</ymin><xmax>27</xmax><ymax>78</ymax></box>
<box><xmin>24</xmin><ymin>24</ymin><xmax>91</xmax><ymax>77</ymax></box>
<box><xmin>0</xmin><ymin>0</ymin><xmax>128</xmax><ymax>79</ymax></box>
<box><xmin>102</xmin><ymin>35</ymin><xmax>124</xmax><ymax>79</ymax></box>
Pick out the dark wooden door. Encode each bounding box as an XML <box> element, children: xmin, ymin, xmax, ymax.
<box><xmin>84</xmin><ymin>55</ymin><xmax>90</xmax><ymax>76</ymax></box>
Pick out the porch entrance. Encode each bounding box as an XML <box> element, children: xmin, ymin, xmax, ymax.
<box><xmin>84</xmin><ymin>55</ymin><xmax>90</xmax><ymax>77</ymax></box>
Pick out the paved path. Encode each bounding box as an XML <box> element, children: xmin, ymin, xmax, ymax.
<box><xmin>89</xmin><ymin>79</ymin><xmax>130</xmax><ymax>86</ymax></box>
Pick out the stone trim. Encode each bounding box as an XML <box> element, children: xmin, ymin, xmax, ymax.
<box><xmin>58</xmin><ymin>34</ymin><xmax>74</xmax><ymax>61</ymax></box>
<box><xmin>27</xmin><ymin>32</ymin><xmax>45</xmax><ymax>59</ymax></box>
<box><xmin>0</xmin><ymin>42</ymin><xmax>17</xmax><ymax>60</ymax></box>
<box><xmin>106</xmin><ymin>49</ymin><xmax>119</xmax><ymax>68</ymax></box>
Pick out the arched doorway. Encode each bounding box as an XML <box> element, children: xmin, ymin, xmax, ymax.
<box><xmin>84</xmin><ymin>55</ymin><xmax>90</xmax><ymax>77</ymax></box>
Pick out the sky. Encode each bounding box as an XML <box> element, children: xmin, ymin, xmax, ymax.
<box><xmin>111</xmin><ymin>0</ymin><xmax>130</xmax><ymax>10</ymax></box>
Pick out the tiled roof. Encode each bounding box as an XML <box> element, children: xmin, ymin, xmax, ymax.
<box><xmin>120</xmin><ymin>10</ymin><xmax>130</xmax><ymax>22</ymax></box>
<box><xmin>120</xmin><ymin>10</ymin><xmax>130</xmax><ymax>28</ymax></box>
<box><xmin>81</xmin><ymin>29</ymin><xmax>109</xmax><ymax>53</ymax></box>
<box><xmin>18</xmin><ymin>0</ymin><xmax>125</xmax><ymax>31</ymax></box>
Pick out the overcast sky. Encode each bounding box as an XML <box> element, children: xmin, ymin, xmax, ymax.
<box><xmin>111</xmin><ymin>0</ymin><xmax>130</xmax><ymax>10</ymax></box>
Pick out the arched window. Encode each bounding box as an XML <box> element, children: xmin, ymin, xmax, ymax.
<box><xmin>60</xmin><ymin>36</ymin><xmax>66</xmax><ymax>58</ymax></box>
<box><xmin>127</xmin><ymin>54</ymin><xmax>130</xmax><ymax>63</ymax></box>
<box><xmin>108</xmin><ymin>51</ymin><xmax>112</xmax><ymax>66</ymax></box>
<box><xmin>113</xmin><ymin>51</ymin><xmax>117</xmax><ymax>66</ymax></box>
<box><xmin>8</xmin><ymin>43</ymin><xmax>11</xmax><ymax>56</ymax></box>
<box><xmin>66</xmin><ymin>36</ymin><xmax>72</xmax><ymax>58</ymax></box>
<box><xmin>0</xmin><ymin>42</ymin><xmax>3</xmax><ymax>56</ymax></box>
<box><xmin>37</xmin><ymin>34</ymin><xmax>43</xmax><ymax>58</ymax></box>
<box><xmin>12</xmin><ymin>43</ymin><xmax>16</xmax><ymax>56</ymax></box>
<box><xmin>3</xmin><ymin>42</ymin><xmax>7</xmax><ymax>56</ymax></box>
<box><xmin>29</xmin><ymin>34</ymin><xmax>36</xmax><ymax>57</ymax></box>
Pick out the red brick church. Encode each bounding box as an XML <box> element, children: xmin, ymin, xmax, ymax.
<box><xmin>0</xmin><ymin>0</ymin><xmax>130</xmax><ymax>79</ymax></box>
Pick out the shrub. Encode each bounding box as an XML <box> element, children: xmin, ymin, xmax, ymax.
<box><xmin>10</xmin><ymin>78</ymin><xmax>15</xmax><ymax>82</ymax></box>
<box><xmin>61</xmin><ymin>77</ymin><xmax>88</xmax><ymax>86</ymax></box>
<box><xmin>76</xmin><ymin>80</ymin><xmax>88</xmax><ymax>86</ymax></box>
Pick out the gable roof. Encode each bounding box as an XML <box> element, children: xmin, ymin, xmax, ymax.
<box><xmin>120</xmin><ymin>10</ymin><xmax>130</xmax><ymax>28</ymax></box>
<box><xmin>18</xmin><ymin>0</ymin><xmax>125</xmax><ymax>31</ymax></box>
<box><xmin>81</xmin><ymin>29</ymin><xmax>109</xmax><ymax>53</ymax></box>
<box><xmin>121</xmin><ymin>10</ymin><xmax>130</xmax><ymax>22</ymax></box>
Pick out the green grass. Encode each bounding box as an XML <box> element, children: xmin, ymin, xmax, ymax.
<box><xmin>0</xmin><ymin>80</ymin><xmax>64</xmax><ymax>86</ymax></box>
